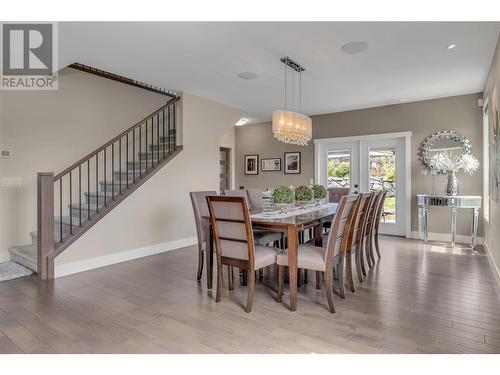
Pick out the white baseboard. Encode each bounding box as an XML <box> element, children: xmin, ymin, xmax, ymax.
<box><xmin>55</xmin><ymin>236</ymin><xmax>197</xmax><ymax>278</ymax></box>
<box><xmin>0</xmin><ymin>252</ymin><xmax>11</xmax><ymax>263</ymax></box>
<box><xmin>484</xmin><ymin>241</ymin><xmax>500</xmax><ymax>294</ymax></box>
<box><xmin>408</xmin><ymin>231</ymin><xmax>484</xmax><ymax>246</ymax></box>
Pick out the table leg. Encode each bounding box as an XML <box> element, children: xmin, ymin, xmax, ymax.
<box><xmin>471</xmin><ymin>207</ymin><xmax>479</xmax><ymax>249</ymax></box>
<box><xmin>287</xmin><ymin>225</ymin><xmax>298</xmax><ymax>312</ymax></box>
<box><xmin>206</xmin><ymin>225</ymin><xmax>214</xmax><ymax>290</ymax></box>
<box><xmin>418</xmin><ymin>206</ymin><xmax>424</xmax><ymax>240</ymax></box>
<box><xmin>451</xmin><ymin>207</ymin><xmax>458</xmax><ymax>246</ymax></box>
<box><xmin>423</xmin><ymin>207</ymin><xmax>428</xmax><ymax>243</ymax></box>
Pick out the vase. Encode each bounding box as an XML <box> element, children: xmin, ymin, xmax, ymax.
<box><xmin>445</xmin><ymin>171</ymin><xmax>459</xmax><ymax>196</ymax></box>
<box><xmin>277</xmin><ymin>203</ymin><xmax>289</xmax><ymax>214</ymax></box>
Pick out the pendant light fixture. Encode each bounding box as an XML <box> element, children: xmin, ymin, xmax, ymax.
<box><xmin>272</xmin><ymin>57</ymin><xmax>312</xmax><ymax>146</ymax></box>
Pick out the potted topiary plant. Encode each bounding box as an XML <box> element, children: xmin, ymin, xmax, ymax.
<box><xmin>272</xmin><ymin>185</ymin><xmax>294</xmax><ymax>213</ymax></box>
<box><xmin>312</xmin><ymin>184</ymin><xmax>327</xmax><ymax>206</ymax></box>
<box><xmin>295</xmin><ymin>185</ymin><xmax>313</xmax><ymax>209</ymax></box>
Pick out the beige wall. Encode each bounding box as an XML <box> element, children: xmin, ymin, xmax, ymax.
<box><xmin>236</xmin><ymin>93</ymin><xmax>483</xmax><ymax>237</ymax></box>
<box><xmin>484</xmin><ymin>36</ymin><xmax>500</xmax><ymax>279</ymax></box>
<box><xmin>0</xmin><ymin>69</ymin><xmax>243</xmax><ymax>267</ymax></box>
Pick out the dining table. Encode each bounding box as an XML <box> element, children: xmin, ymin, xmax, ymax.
<box><xmin>203</xmin><ymin>202</ymin><xmax>338</xmax><ymax>312</ymax></box>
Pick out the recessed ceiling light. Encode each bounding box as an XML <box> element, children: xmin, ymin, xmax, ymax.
<box><xmin>447</xmin><ymin>44</ymin><xmax>456</xmax><ymax>50</ymax></box>
<box><xmin>341</xmin><ymin>41</ymin><xmax>369</xmax><ymax>54</ymax></box>
<box><xmin>238</xmin><ymin>72</ymin><xmax>259</xmax><ymax>80</ymax></box>
<box><xmin>235</xmin><ymin>117</ymin><xmax>250</xmax><ymax>126</ymax></box>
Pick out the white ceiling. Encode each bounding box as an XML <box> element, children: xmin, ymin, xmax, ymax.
<box><xmin>59</xmin><ymin>22</ymin><xmax>500</xmax><ymax>123</ymax></box>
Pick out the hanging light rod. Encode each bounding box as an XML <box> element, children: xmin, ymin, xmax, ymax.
<box><xmin>280</xmin><ymin>56</ymin><xmax>305</xmax><ymax>72</ymax></box>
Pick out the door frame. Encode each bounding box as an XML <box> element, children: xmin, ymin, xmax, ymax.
<box><xmin>314</xmin><ymin>131</ymin><xmax>412</xmax><ymax>238</ymax></box>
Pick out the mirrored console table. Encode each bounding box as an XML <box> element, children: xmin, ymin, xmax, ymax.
<box><xmin>416</xmin><ymin>194</ymin><xmax>481</xmax><ymax>248</ymax></box>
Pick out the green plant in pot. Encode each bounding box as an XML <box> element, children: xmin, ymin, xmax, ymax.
<box><xmin>295</xmin><ymin>185</ymin><xmax>313</xmax><ymax>209</ymax></box>
<box><xmin>272</xmin><ymin>185</ymin><xmax>294</xmax><ymax>213</ymax></box>
<box><xmin>312</xmin><ymin>184</ymin><xmax>327</xmax><ymax>206</ymax></box>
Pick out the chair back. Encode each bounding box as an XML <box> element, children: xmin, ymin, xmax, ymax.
<box><xmin>346</xmin><ymin>192</ymin><xmax>373</xmax><ymax>252</ymax></box>
<box><xmin>190</xmin><ymin>191</ymin><xmax>217</xmax><ymax>247</ymax></box>
<box><xmin>246</xmin><ymin>188</ymin><xmax>265</xmax><ymax>209</ymax></box>
<box><xmin>366</xmin><ymin>191</ymin><xmax>383</xmax><ymax>235</ymax></box>
<box><xmin>223</xmin><ymin>189</ymin><xmax>253</xmax><ymax>209</ymax></box>
<box><xmin>328</xmin><ymin>188</ymin><xmax>351</xmax><ymax>203</ymax></box>
<box><xmin>206</xmin><ymin>196</ymin><xmax>255</xmax><ymax>269</ymax></box>
<box><xmin>375</xmin><ymin>190</ymin><xmax>388</xmax><ymax>229</ymax></box>
<box><xmin>324</xmin><ymin>194</ymin><xmax>360</xmax><ymax>268</ymax></box>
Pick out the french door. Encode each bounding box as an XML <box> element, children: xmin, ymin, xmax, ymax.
<box><xmin>315</xmin><ymin>133</ymin><xmax>410</xmax><ymax>236</ymax></box>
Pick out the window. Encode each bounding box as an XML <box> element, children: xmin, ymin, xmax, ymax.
<box><xmin>328</xmin><ymin>150</ymin><xmax>351</xmax><ymax>189</ymax></box>
<box><xmin>369</xmin><ymin>147</ymin><xmax>396</xmax><ymax>223</ymax></box>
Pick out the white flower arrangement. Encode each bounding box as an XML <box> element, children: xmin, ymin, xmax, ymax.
<box><xmin>430</xmin><ymin>152</ymin><xmax>479</xmax><ymax>175</ymax></box>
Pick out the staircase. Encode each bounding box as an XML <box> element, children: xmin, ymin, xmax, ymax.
<box><xmin>8</xmin><ymin>64</ymin><xmax>182</xmax><ymax>280</ymax></box>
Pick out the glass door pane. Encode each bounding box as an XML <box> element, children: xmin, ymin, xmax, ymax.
<box><xmin>369</xmin><ymin>147</ymin><xmax>396</xmax><ymax>223</ymax></box>
<box><xmin>328</xmin><ymin>149</ymin><xmax>351</xmax><ymax>189</ymax></box>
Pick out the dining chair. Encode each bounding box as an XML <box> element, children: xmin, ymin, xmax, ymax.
<box><xmin>189</xmin><ymin>191</ymin><xmax>217</xmax><ymax>282</ymax></box>
<box><xmin>364</xmin><ymin>191</ymin><xmax>383</xmax><ymax>269</ymax></box>
<box><xmin>373</xmin><ymin>190</ymin><xmax>388</xmax><ymax>260</ymax></box>
<box><xmin>277</xmin><ymin>194</ymin><xmax>360</xmax><ymax>313</ymax></box>
<box><xmin>246</xmin><ymin>188</ymin><xmax>265</xmax><ymax>209</ymax></box>
<box><xmin>344</xmin><ymin>192</ymin><xmax>373</xmax><ymax>291</ymax></box>
<box><xmin>323</xmin><ymin>187</ymin><xmax>352</xmax><ymax>234</ymax></box>
<box><xmin>224</xmin><ymin>189</ymin><xmax>282</xmax><ymax>246</ymax></box>
<box><xmin>206</xmin><ymin>195</ymin><xmax>279</xmax><ymax>313</ymax></box>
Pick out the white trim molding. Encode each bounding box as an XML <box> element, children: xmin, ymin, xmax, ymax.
<box><xmin>409</xmin><ymin>231</ymin><xmax>484</xmax><ymax>246</ymax></box>
<box><xmin>484</xmin><ymin>242</ymin><xmax>500</xmax><ymax>293</ymax></box>
<box><xmin>55</xmin><ymin>236</ymin><xmax>197</xmax><ymax>278</ymax></box>
<box><xmin>314</xmin><ymin>131</ymin><xmax>413</xmax><ymax>145</ymax></box>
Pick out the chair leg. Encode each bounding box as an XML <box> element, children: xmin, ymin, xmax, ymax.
<box><xmin>365</xmin><ymin>236</ymin><xmax>373</xmax><ymax>269</ymax></box>
<box><xmin>197</xmin><ymin>247</ymin><xmax>204</xmax><ymax>282</ymax></box>
<box><xmin>228</xmin><ymin>266</ymin><xmax>233</xmax><ymax>290</ymax></box>
<box><xmin>346</xmin><ymin>252</ymin><xmax>356</xmax><ymax>293</ymax></box>
<box><xmin>316</xmin><ymin>271</ymin><xmax>321</xmax><ymax>290</ymax></box>
<box><xmin>246</xmin><ymin>269</ymin><xmax>255</xmax><ymax>313</ymax></box>
<box><xmin>304</xmin><ymin>269</ymin><xmax>308</xmax><ymax>284</ymax></box>
<box><xmin>258</xmin><ymin>268</ymin><xmax>264</xmax><ymax>282</ymax></box>
<box><xmin>355</xmin><ymin>249</ymin><xmax>364</xmax><ymax>283</ymax></box>
<box><xmin>359</xmin><ymin>239</ymin><xmax>367</xmax><ymax>276</ymax></box>
<box><xmin>216</xmin><ymin>261</ymin><xmax>222</xmax><ymax>303</ymax></box>
<box><xmin>375</xmin><ymin>229</ymin><xmax>381</xmax><ymax>259</ymax></box>
<box><xmin>325</xmin><ymin>270</ymin><xmax>335</xmax><ymax>313</ymax></box>
<box><xmin>337</xmin><ymin>254</ymin><xmax>346</xmax><ymax>299</ymax></box>
<box><xmin>369</xmin><ymin>235</ymin><xmax>376</xmax><ymax>265</ymax></box>
<box><xmin>277</xmin><ymin>265</ymin><xmax>284</xmax><ymax>302</ymax></box>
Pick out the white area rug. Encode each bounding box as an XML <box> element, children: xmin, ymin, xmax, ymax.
<box><xmin>0</xmin><ymin>261</ymin><xmax>34</xmax><ymax>282</ymax></box>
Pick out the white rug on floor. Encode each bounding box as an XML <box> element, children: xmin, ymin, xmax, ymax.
<box><xmin>0</xmin><ymin>261</ymin><xmax>34</xmax><ymax>282</ymax></box>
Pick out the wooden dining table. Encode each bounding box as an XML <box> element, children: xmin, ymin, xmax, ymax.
<box><xmin>204</xmin><ymin>203</ymin><xmax>338</xmax><ymax>311</ymax></box>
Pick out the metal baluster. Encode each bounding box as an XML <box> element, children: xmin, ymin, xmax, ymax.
<box><xmin>69</xmin><ymin>171</ymin><xmax>72</xmax><ymax>234</ymax></box>
<box><xmin>157</xmin><ymin>113</ymin><xmax>160</xmax><ymax>163</ymax></box>
<box><xmin>139</xmin><ymin>123</ymin><xmax>142</xmax><ymax>177</ymax></box>
<box><xmin>133</xmin><ymin>128</ymin><xmax>136</xmax><ymax>181</ymax></box>
<box><xmin>126</xmin><ymin>134</ymin><xmax>129</xmax><ymax>188</ymax></box>
<box><xmin>162</xmin><ymin>109</ymin><xmax>166</xmax><ymax>158</ymax></box>
<box><xmin>87</xmin><ymin>160</ymin><xmax>90</xmax><ymax>220</ymax></box>
<box><xmin>112</xmin><ymin>143</ymin><xmax>115</xmax><ymax>200</ymax></box>
<box><xmin>79</xmin><ymin>165</ymin><xmax>82</xmax><ymax>226</ymax></box>
<box><xmin>59</xmin><ymin>178</ymin><xmax>62</xmax><ymax>242</ymax></box>
<box><xmin>96</xmin><ymin>153</ymin><xmax>99</xmax><ymax>213</ymax></box>
<box><xmin>173</xmin><ymin>102</ymin><xmax>176</xmax><ymax>149</ymax></box>
<box><xmin>119</xmin><ymin>137</ymin><xmax>122</xmax><ymax>194</ymax></box>
<box><xmin>167</xmin><ymin>105</ymin><xmax>171</xmax><ymax>154</ymax></box>
<box><xmin>104</xmin><ymin>148</ymin><xmax>107</xmax><ymax>206</ymax></box>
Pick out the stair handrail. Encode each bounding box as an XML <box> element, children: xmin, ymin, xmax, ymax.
<box><xmin>54</xmin><ymin>96</ymin><xmax>180</xmax><ymax>180</ymax></box>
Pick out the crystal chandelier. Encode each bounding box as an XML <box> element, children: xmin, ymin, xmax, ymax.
<box><xmin>272</xmin><ymin>57</ymin><xmax>312</xmax><ymax>146</ymax></box>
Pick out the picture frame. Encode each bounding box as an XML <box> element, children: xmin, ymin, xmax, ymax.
<box><xmin>261</xmin><ymin>158</ymin><xmax>281</xmax><ymax>172</ymax></box>
<box><xmin>244</xmin><ymin>154</ymin><xmax>259</xmax><ymax>175</ymax></box>
<box><xmin>284</xmin><ymin>152</ymin><xmax>301</xmax><ymax>174</ymax></box>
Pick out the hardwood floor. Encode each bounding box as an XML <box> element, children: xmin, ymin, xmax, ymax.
<box><xmin>1</xmin><ymin>236</ymin><xmax>500</xmax><ymax>353</ymax></box>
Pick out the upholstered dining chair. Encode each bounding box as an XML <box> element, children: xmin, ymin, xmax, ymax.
<box><xmin>364</xmin><ymin>191</ymin><xmax>383</xmax><ymax>269</ymax></box>
<box><xmin>323</xmin><ymin>187</ymin><xmax>352</xmax><ymax>233</ymax></box>
<box><xmin>373</xmin><ymin>190</ymin><xmax>388</xmax><ymax>260</ymax></box>
<box><xmin>277</xmin><ymin>194</ymin><xmax>360</xmax><ymax>313</ymax></box>
<box><xmin>206</xmin><ymin>195</ymin><xmax>279</xmax><ymax>313</ymax></box>
<box><xmin>224</xmin><ymin>189</ymin><xmax>282</xmax><ymax>246</ymax></box>
<box><xmin>246</xmin><ymin>188</ymin><xmax>265</xmax><ymax>209</ymax></box>
<box><xmin>189</xmin><ymin>191</ymin><xmax>217</xmax><ymax>282</ymax></box>
<box><xmin>344</xmin><ymin>192</ymin><xmax>373</xmax><ymax>291</ymax></box>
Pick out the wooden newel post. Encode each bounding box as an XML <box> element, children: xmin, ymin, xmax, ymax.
<box><xmin>37</xmin><ymin>172</ymin><xmax>54</xmax><ymax>280</ymax></box>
